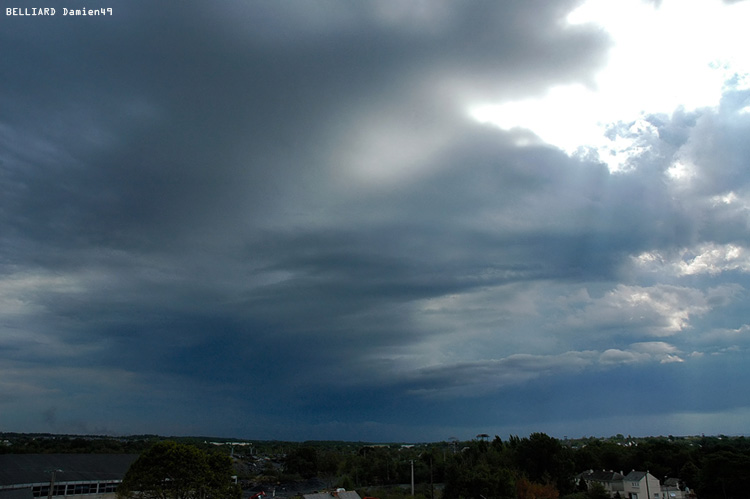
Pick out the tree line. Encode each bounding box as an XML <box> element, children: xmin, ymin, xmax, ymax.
<box><xmin>279</xmin><ymin>434</ymin><xmax>750</xmax><ymax>499</ymax></box>
<box><xmin>5</xmin><ymin>432</ymin><xmax>750</xmax><ymax>498</ymax></box>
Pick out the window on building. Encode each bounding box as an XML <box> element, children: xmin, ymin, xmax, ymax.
<box><xmin>98</xmin><ymin>483</ymin><xmax>118</xmax><ymax>493</ymax></box>
<box><xmin>73</xmin><ymin>483</ymin><xmax>100</xmax><ymax>494</ymax></box>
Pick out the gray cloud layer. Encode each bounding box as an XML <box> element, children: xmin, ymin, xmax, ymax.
<box><xmin>2</xmin><ymin>0</ymin><xmax>750</xmax><ymax>440</ymax></box>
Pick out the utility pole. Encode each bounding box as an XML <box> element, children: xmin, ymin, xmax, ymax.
<box><xmin>430</xmin><ymin>456</ymin><xmax>434</xmax><ymax>499</ymax></box>
<box><xmin>46</xmin><ymin>469</ymin><xmax>62</xmax><ymax>499</ymax></box>
<box><xmin>410</xmin><ymin>460</ymin><xmax>414</xmax><ymax>497</ymax></box>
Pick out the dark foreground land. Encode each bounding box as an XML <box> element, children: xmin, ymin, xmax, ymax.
<box><xmin>3</xmin><ymin>432</ymin><xmax>750</xmax><ymax>498</ymax></box>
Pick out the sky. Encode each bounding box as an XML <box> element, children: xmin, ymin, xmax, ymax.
<box><xmin>2</xmin><ymin>0</ymin><xmax>750</xmax><ymax>443</ymax></box>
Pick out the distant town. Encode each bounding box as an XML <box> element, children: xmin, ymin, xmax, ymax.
<box><xmin>2</xmin><ymin>432</ymin><xmax>748</xmax><ymax>499</ymax></box>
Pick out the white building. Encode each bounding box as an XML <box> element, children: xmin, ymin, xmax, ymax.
<box><xmin>622</xmin><ymin>470</ymin><xmax>661</xmax><ymax>499</ymax></box>
<box><xmin>578</xmin><ymin>470</ymin><xmax>694</xmax><ymax>499</ymax></box>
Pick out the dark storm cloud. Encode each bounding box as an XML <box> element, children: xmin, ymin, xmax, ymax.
<box><xmin>2</xmin><ymin>0</ymin><xmax>610</xmax><ymax>325</ymax></box>
<box><xmin>2</xmin><ymin>0</ymin><xmax>607</xmax><ymax>260</ymax></box>
<box><xmin>3</xmin><ymin>0</ymin><xmax>750</xmax><ymax>440</ymax></box>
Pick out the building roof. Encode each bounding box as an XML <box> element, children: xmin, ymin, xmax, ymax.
<box><xmin>624</xmin><ymin>470</ymin><xmax>651</xmax><ymax>482</ymax></box>
<box><xmin>578</xmin><ymin>470</ymin><xmax>625</xmax><ymax>482</ymax></box>
<box><xmin>0</xmin><ymin>454</ymin><xmax>139</xmax><ymax>487</ymax></box>
<box><xmin>0</xmin><ymin>489</ymin><xmax>33</xmax><ymax>499</ymax></box>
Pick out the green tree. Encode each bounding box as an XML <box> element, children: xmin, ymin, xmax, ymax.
<box><xmin>284</xmin><ymin>446</ymin><xmax>318</xmax><ymax>479</ymax></box>
<box><xmin>513</xmin><ymin>433</ymin><xmax>575</xmax><ymax>494</ymax></box>
<box><xmin>679</xmin><ymin>460</ymin><xmax>700</xmax><ymax>490</ymax></box>
<box><xmin>696</xmin><ymin>449</ymin><xmax>750</xmax><ymax>498</ymax></box>
<box><xmin>516</xmin><ymin>476</ymin><xmax>559</xmax><ymax>499</ymax></box>
<box><xmin>443</xmin><ymin>440</ymin><xmax>515</xmax><ymax>499</ymax></box>
<box><xmin>117</xmin><ymin>441</ymin><xmax>240</xmax><ymax>499</ymax></box>
<box><xmin>584</xmin><ymin>482</ymin><xmax>609</xmax><ymax>499</ymax></box>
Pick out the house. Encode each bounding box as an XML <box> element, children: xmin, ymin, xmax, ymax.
<box><xmin>661</xmin><ymin>478</ymin><xmax>696</xmax><ymax>499</ymax></box>
<box><xmin>622</xmin><ymin>470</ymin><xmax>660</xmax><ymax>499</ymax></box>
<box><xmin>578</xmin><ymin>470</ymin><xmax>691</xmax><ymax>499</ymax></box>
<box><xmin>0</xmin><ymin>454</ymin><xmax>138</xmax><ymax>499</ymax></box>
<box><xmin>577</xmin><ymin>470</ymin><xmax>625</xmax><ymax>497</ymax></box>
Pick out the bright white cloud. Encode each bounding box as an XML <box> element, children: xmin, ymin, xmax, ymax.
<box><xmin>599</xmin><ymin>348</ymin><xmax>650</xmax><ymax>365</ymax></box>
<box><xmin>711</xmin><ymin>190</ymin><xmax>750</xmax><ymax>218</ymax></box>
<box><xmin>566</xmin><ymin>284</ymin><xmax>713</xmax><ymax>336</ymax></box>
<box><xmin>630</xmin><ymin>341</ymin><xmax>685</xmax><ymax>363</ymax></box>
<box><xmin>469</xmin><ymin>0</ymin><xmax>750</xmax><ymax>172</ymax></box>
<box><xmin>635</xmin><ymin>243</ymin><xmax>750</xmax><ymax>276</ymax></box>
<box><xmin>630</xmin><ymin>341</ymin><xmax>678</xmax><ymax>355</ymax></box>
<box><xmin>680</xmin><ymin>244</ymin><xmax>750</xmax><ymax>275</ymax></box>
